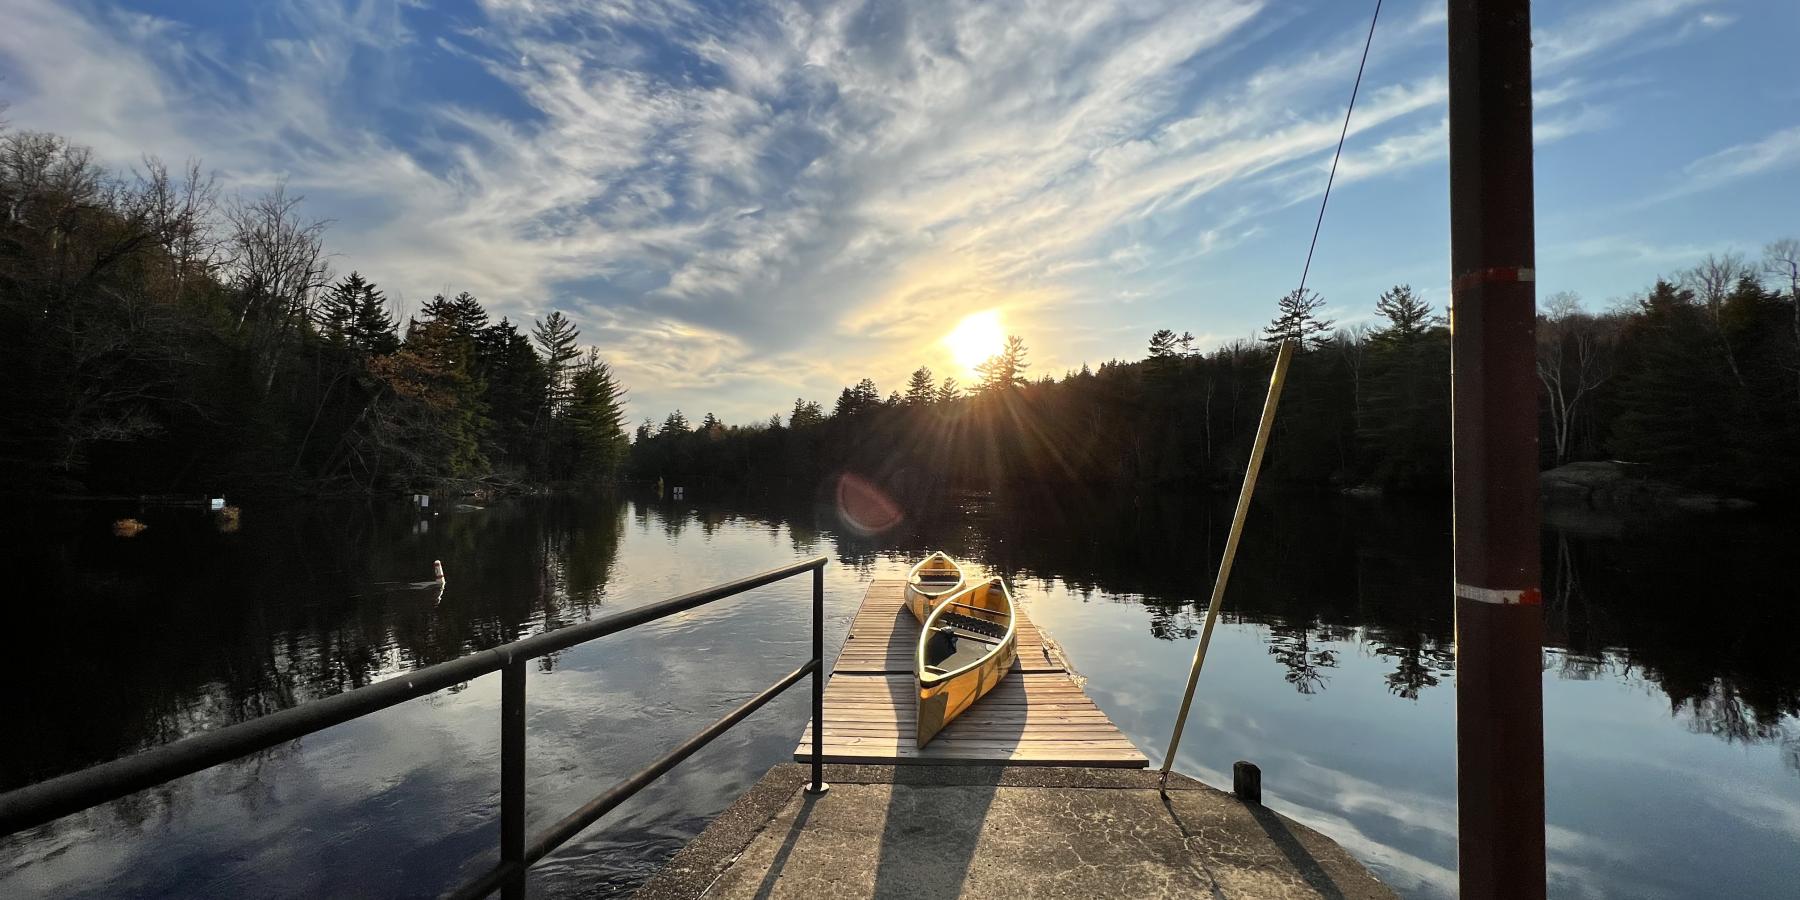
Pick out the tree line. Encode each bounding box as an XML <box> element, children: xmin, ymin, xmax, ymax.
<box><xmin>0</xmin><ymin>128</ymin><xmax>629</xmax><ymax>496</ymax></box>
<box><xmin>633</xmin><ymin>248</ymin><xmax>1800</xmax><ymax>500</ymax></box>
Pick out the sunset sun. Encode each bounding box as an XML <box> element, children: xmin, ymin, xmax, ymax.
<box><xmin>944</xmin><ymin>310</ymin><xmax>1006</xmax><ymax>371</ymax></box>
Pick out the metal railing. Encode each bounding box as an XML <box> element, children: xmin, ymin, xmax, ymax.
<box><xmin>0</xmin><ymin>556</ymin><xmax>832</xmax><ymax>900</ymax></box>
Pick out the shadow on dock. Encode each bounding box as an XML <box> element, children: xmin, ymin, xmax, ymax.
<box><xmin>637</xmin><ymin>764</ymin><xmax>1395</xmax><ymax>900</ymax></box>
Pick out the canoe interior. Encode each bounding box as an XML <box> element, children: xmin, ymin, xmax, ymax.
<box><xmin>904</xmin><ymin>551</ymin><xmax>968</xmax><ymax>624</ymax></box>
<box><xmin>916</xmin><ymin>577</ymin><xmax>1018</xmax><ymax>747</ymax></box>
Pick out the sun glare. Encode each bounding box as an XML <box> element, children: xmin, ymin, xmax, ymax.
<box><xmin>944</xmin><ymin>310</ymin><xmax>1006</xmax><ymax>371</ymax></box>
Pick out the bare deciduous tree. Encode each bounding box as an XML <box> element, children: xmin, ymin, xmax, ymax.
<box><xmin>1681</xmin><ymin>252</ymin><xmax>1752</xmax><ymax>388</ymax></box>
<box><xmin>1537</xmin><ymin>292</ymin><xmax>1615</xmax><ymax>466</ymax></box>
<box><xmin>1336</xmin><ymin>323</ymin><xmax>1372</xmax><ymax>429</ymax></box>
<box><xmin>1763</xmin><ymin>238</ymin><xmax>1800</xmax><ymax>404</ymax></box>
<box><xmin>224</xmin><ymin>180</ymin><xmax>332</xmax><ymax>393</ymax></box>
<box><xmin>134</xmin><ymin>156</ymin><xmax>219</xmax><ymax>293</ymax></box>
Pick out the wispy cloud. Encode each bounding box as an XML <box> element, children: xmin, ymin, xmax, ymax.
<box><xmin>0</xmin><ymin>0</ymin><xmax>1759</xmax><ymax>421</ymax></box>
<box><xmin>1683</xmin><ymin>125</ymin><xmax>1800</xmax><ymax>188</ymax></box>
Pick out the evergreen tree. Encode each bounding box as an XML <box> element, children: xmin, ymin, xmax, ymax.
<box><xmin>659</xmin><ymin>410</ymin><xmax>692</xmax><ymax>436</ymax></box>
<box><xmin>936</xmin><ymin>378</ymin><xmax>961</xmax><ymax>403</ymax></box>
<box><xmin>376</xmin><ymin>317</ymin><xmax>491</xmax><ymax>480</ymax></box>
<box><xmin>905</xmin><ymin>367</ymin><xmax>936</xmax><ymax>405</ymax></box>
<box><xmin>1611</xmin><ymin>281</ymin><xmax>1728</xmax><ymax>481</ymax></box>
<box><xmin>976</xmin><ymin>335</ymin><xmax>1030</xmax><ymax>391</ymax></box>
<box><xmin>319</xmin><ymin>272</ymin><xmax>396</xmax><ymax>354</ymax></box>
<box><xmin>1372</xmin><ymin>285</ymin><xmax>1435</xmax><ymax>345</ymax></box>
<box><xmin>1148</xmin><ymin>329</ymin><xmax>1179</xmax><ymax>358</ymax></box>
<box><xmin>418</xmin><ymin>292</ymin><xmax>490</xmax><ymax>368</ymax></box>
<box><xmin>478</xmin><ymin>317</ymin><xmax>550</xmax><ymax>469</ymax></box>
<box><xmin>565</xmin><ymin>349</ymin><xmax>629</xmax><ymax>481</ymax></box>
<box><xmin>834</xmin><ymin>378</ymin><xmax>881</xmax><ymax>417</ymax></box>
<box><xmin>533</xmin><ymin>311</ymin><xmax>582</xmax><ymax>412</ymax></box>
<box><xmin>1264</xmin><ymin>288</ymin><xmax>1333</xmax><ymax>350</ymax></box>
<box><xmin>790</xmin><ymin>398</ymin><xmax>826</xmax><ymax>428</ymax></box>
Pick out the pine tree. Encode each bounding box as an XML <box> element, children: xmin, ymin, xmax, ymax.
<box><xmin>449</xmin><ymin>291</ymin><xmax>489</xmax><ymax>338</ymax></box>
<box><xmin>320</xmin><ymin>274</ymin><xmax>360</xmax><ymax>345</ymax></box>
<box><xmin>565</xmin><ymin>349</ymin><xmax>628</xmax><ymax>480</ymax></box>
<box><xmin>533</xmin><ymin>311</ymin><xmax>581</xmax><ymax>411</ymax></box>
<box><xmin>1264</xmin><ymin>288</ymin><xmax>1334</xmax><ymax>350</ymax></box>
<box><xmin>789</xmin><ymin>398</ymin><xmax>825</xmax><ymax>428</ymax></box>
<box><xmin>659</xmin><ymin>410</ymin><xmax>691</xmax><ymax>435</ymax></box>
<box><xmin>419</xmin><ymin>291</ymin><xmax>490</xmax><ymax>367</ymax></box>
<box><xmin>319</xmin><ymin>272</ymin><xmax>395</xmax><ymax>354</ymax></box>
<box><xmin>478</xmin><ymin>317</ymin><xmax>550</xmax><ymax>468</ymax></box>
<box><xmin>381</xmin><ymin>317</ymin><xmax>490</xmax><ymax>479</ymax></box>
<box><xmin>936</xmin><ymin>377</ymin><xmax>960</xmax><ymax>403</ymax></box>
<box><xmin>976</xmin><ymin>335</ymin><xmax>1030</xmax><ymax>391</ymax></box>
<box><xmin>1148</xmin><ymin>329</ymin><xmax>1179</xmax><ymax>358</ymax></box>
<box><xmin>904</xmin><ymin>367</ymin><xmax>936</xmax><ymax>405</ymax></box>
<box><xmin>1611</xmin><ymin>280</ymin><xmax>1728</xmax><ymax>481</ymax></box>
<box><xmin>834</xmin><ymin>378</ymin><xmax>881</xmax><ymax>417</ymax></box>
<box><xmin>1372</xmin><ymin>285</ymin><xmax>1436</xmax><ymax>346</ymax></box>
<box><xmin>351</xmin><ymin>281</ymin><xmax>398</xmax><ymax>355</ymax></box>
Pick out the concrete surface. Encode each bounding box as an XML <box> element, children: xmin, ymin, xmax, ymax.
<box><xmin>636</xmin><ymin>764</ymin><xmax>1394</xmax><ymax>899</ymax></box>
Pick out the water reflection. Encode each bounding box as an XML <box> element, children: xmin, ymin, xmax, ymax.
<box><xmin>1</xmin><ymin>498</ymin><xmax>627</xmax><ymax>791</ymax></box>
<box><xmin>0</xmin><ymin>490</ymin><xmax>1795</xmax><ymax>899</ymax></box>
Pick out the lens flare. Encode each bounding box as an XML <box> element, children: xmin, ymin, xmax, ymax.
<box><xmin>835</xmin><ymin>472</ymin><xmax>904</xmax><ymax>536</ymax></box>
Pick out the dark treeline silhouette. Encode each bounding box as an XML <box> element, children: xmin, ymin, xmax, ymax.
<box><xmin>634</xmin><ymin>256</ymin><xmax>1800</xmax><ymax>499</ymax></box>
<box><xmin>0</xmin><ymin>129</ymin><xmax>628</xmax><ymax>496</ymax></box>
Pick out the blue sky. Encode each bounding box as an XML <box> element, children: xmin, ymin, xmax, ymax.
<box><xmin>3</xmin><ymin>0</ymin><xmax>1796</xmax><ymax>425</ymax></box>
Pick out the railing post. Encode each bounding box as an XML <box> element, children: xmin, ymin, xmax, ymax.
<box><xmin>501</xmin><ymin>657</ymin><xmax>526</xmax><ymax>900</ymax></box>
<box><xmin>806</xmin><ymin>562</ymin><xmax>829</xmax><ymax>796</ymax></box>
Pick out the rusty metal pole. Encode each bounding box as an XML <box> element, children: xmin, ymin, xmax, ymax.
<box><xmin>1447</xmin><ymin>1</ymin><xmax>1546</xmax><ymax>898</ymax></box>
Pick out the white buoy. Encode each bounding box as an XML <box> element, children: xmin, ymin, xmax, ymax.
<box><xmin>433</xmin><ymin>559</ymin><xmax>446</xmax><ymax>581</ymax></box>
<box><xmin>210</xmin><ymin>497</ymin><xmax>225</xmax><ymax>511</ymax></box>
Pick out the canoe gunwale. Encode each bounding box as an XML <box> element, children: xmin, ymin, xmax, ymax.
<box><xmin>917</xmin><ymin>577</ymin><xmax>1018</xmax><ymax>686</ymax></box>
<box><xmin>905</xmin><ymin>551</ymin><xmax>966</xmax><ymax>600</ymax></box>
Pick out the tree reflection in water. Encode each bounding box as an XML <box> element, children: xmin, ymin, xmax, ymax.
<box><xmin>3</xmin><ymin>487</ymin><xmax>1795</xmax><ymax>799</ymax></box>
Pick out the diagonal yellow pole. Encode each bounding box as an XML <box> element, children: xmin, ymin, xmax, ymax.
<box><xmin>1160</xmin><ymin>339</ymin><xmax>1296</xmax><ymax>790</ymax></box>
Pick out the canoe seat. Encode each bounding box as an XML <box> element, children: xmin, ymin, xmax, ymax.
<box><xmin>940</xmin><ymin>611</ymin><xmax>1006</xmax><ymax>640</ymax></box>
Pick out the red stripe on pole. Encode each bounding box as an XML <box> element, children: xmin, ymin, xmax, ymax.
<box><xmin>1452</xmin><ymin>266</ymin><xmax>1536</xmax><ymax>293</ymax></box>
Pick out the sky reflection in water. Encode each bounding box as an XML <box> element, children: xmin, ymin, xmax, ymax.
<box><xmin>0</xmin><ymin>492</ymin><xmax>1795</xmax><ymax>899</ymax></box>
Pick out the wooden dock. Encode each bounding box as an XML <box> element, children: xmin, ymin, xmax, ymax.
<box><xmin>794</xmin><ymin>579</ymin><xmax>1147</xmax><ymax>767</ymax></box>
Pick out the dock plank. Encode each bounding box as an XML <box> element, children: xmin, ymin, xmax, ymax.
<box><xmin>832</xmin><ymin>579</ymin><xmax>1065</xmax><ymax>675</ymax></box>
<box><xmin>795</xmin><ymin>579</ymin><xmax>1146</xmax><ymax>768</ymax></box>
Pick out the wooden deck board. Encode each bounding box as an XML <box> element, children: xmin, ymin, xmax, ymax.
<box><xmin>796</xmin><ymin>579</ymin><xmax>1147</xmax><ymax>768</ymax></box>
<box><xmin>831</xmin><ymin>579</ymin><xmax>1065</xmax><ymax>675</ymax></box>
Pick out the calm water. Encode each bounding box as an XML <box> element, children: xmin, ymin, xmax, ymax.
<box><xmin>1</xmin><ymin>490</ymin><xmax>1796</xmax><ymax>899</ymax></box>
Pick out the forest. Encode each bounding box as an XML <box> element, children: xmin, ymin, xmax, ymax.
<box><xmin>6</xmin><ymin>126</ymin><xmax>1795</xmax><ymax>502</ymax></box>
<box><xmin>632</xmin><ymin>254</ymin><xmax>1800</xmax><ymax>501</ymax></box>
<box><xmin>0</xmin><ymin>129</ymin><xmax>629</xmax><ymax>496</ymax></box>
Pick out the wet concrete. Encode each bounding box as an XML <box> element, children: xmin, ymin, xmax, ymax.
<box><xmin>636</xmin><ymin>764</ymin><xmax>1393</xmax><ymax>899</ymax></box>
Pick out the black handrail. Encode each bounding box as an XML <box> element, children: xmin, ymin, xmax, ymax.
<box><xmin>0</xmin><ymin>555</ymin><xmax>833</xmax><ymax>900</ymax></box>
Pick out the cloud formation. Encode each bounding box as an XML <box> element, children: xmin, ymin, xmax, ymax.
<box><xmin>0</xmin><ymin>0</ymin><xmax>1761</xmax><ymax>422</ymax></box>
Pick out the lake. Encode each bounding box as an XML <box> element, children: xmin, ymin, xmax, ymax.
<box><xmin>1</xmin><ymin>489</ymin><xmax>1796</xmax><ymax>898</ymax></box>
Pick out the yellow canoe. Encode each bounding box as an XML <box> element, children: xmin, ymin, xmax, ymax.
<box><xmin>916</xmin><ymin>576</ymin><xmax>1017</xmax><ymax>747</ymax></box>
<box><xmin>903</xmin><ymin>551</ymin><xmax>967</xmax><ymax>624</ymax></box>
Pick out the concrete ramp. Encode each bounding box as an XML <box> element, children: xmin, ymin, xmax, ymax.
<box><xmin>637</xmin><ymin>764</ymin><xmax>1396</xmax><ymax>900</ymax></box>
